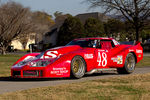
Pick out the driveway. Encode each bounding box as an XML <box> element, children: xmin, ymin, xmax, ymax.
<box><xmin>0</xmin><ymin>67</ymin><xmax>150</xmax><ymax>94</ymax></box>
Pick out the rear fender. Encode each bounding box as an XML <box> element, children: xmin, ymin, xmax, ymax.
<box><xmin>123</xmin><ymin>42</ymin><xmax>143</xmax><ymax>64</ymax></box>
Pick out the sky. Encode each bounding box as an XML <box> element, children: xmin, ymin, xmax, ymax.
<box><xmin>3</xmin><ymin>0</ymin><xmax>101</xmax><ymax>17</ymax></box>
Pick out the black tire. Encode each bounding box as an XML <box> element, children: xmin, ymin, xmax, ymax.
<box><xmin>117</xmin><ymin>53</ymin><xmax>136</xmax><ymax>74</ymax></box>
<box><xmin>71</xmin><ymin>56</ymin><xmax>86</xmax><ymax>79</ymax></box>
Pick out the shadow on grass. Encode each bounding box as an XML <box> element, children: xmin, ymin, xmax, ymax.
<box><xmin>0</xmin><ymin>72</ymin><xmax>118</xmax><ymax>82</ymax></box>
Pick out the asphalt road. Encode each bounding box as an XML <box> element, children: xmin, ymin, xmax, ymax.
<box><xmin>0</xmin><ymin>67</ymin><xmax>150</xmax><ymax>94</ymax></box>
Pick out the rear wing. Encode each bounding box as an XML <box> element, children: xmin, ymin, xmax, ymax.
<box><xmin>135</xmin><ymin>41</ymin><xmax>141</xmax><ymax>45</ymax></box>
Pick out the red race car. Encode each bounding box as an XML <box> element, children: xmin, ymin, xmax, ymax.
<box><xmin>11</xmin><ymin>37</ymin><xmax>143</xmax><ymax>78</ymax></box>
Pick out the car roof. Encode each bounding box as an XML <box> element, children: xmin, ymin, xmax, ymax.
<box><xmin>74</xmin><ymin>37</ymin><xmax>114</xmax><ymax>41</ymax></box>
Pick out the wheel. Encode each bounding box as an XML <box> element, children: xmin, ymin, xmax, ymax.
<box><xmin>71</xmin><ymin>56</ymin><xmax>86</xmax><ymax>78</ymax></box>
<box><xmin>117</xmin><ymin>53</ymin><xmax>136</xmax><ymax>74</ymax></box>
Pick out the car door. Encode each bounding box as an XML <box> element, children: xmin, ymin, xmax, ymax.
<box><xmin>94</xmin><ymin>39</ymin><xmax>113</xmax><ymax>69</ymax></box>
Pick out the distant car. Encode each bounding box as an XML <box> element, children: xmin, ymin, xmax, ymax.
<box><xmin>11</xmin><ymin>37</ymin><xmax>143</xmax><ymax>79</ymax></box>
<box><xmin>143</xmin><ymin>39</ymin><xmax>150</xmax><ymax>51</ymax></box>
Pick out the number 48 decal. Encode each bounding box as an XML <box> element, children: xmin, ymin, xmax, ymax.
<box><xmin>97</xmin><ymin>52</ymin><xmax>107</xmax><ymax>67</ymax></box>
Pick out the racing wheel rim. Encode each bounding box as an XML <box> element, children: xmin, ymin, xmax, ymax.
<box><xmin>71</xmin><ymin>56</ymin><xmax>86</xmax><ymax>78</ymax></box>
<box><xmin>126</xmin><ymin>53</ymin><xmax>135</xmax><ymax>70</ymax></box>
<box><xmin>73</xmin><ymin>59</ymin><xmax>84</xmax><ymax>76</ymax></box>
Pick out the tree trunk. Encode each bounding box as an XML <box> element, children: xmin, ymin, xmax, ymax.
<box><xmin>135</xmin><ymin>27</ymin><xmax>139</xmax><ymax>42</ymax></box>
<box><xmin>1</xmin><ymin>46</ymin><xmax>6</xmax><ymax>55</ymax></box>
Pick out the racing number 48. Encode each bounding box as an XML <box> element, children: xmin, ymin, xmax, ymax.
<box><xmin>97</xmin><ymin>52</ymin><xmax>107</xmax><ymax>67</ymax></box>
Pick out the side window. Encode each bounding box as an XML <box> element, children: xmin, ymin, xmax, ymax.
<box><xmin>112</xmin><ymin>39</ymin><xmax>120</xmax><ymax>46</ymax></box>
<box><xmin>96</xmin><ymin>40</ymin><xmax>101</xmax><ymax>48</ymax></box>
<box><xmin>111</xmin><ymin>40</ymin><xmax>115</xmax><ymax>48</ymax></box>
<box><xmin>97</xmin><ymin>40</ymin><xmax>115</xmax><ymax>49</ymax></box>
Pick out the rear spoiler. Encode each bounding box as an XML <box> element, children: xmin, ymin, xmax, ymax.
<box><xmin>135</xmin><ymin>41</ymin><xmax>141</xmax><ymax>45</ymax></box>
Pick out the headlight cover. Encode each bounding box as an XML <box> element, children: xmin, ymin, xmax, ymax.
<box><xmin>13</xmin><ymin>60</ymin><xmax>29</xmax><ymax>68</ymax></box>
<box><xmin>29</xmin><ymin>60</ymin><xmax>50</xmax><ymax>67</ymax></box>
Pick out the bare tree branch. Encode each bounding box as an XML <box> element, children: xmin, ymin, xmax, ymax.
<box><xmin>85</xmin><ymin>0</ymin><xmax>150</xmax><ymax>41</ymax></box>
<box><xmin>0</xmin><ymin>1</ymin><xmax>35</xmax><ymax>54</ymax></box>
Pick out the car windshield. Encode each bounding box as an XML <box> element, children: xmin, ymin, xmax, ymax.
<box><xmin>66</xmin><ymin>39</ymin><xmax>95</xmax><ymax>48</ymax></box>
<box><xmin>36</xmin><ymin>52</ymin><xmax>45</xmax><ymax>59</ymax></box>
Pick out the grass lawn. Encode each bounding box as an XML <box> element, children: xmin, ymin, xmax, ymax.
<box><xmin>1</xmin><ymin>73</ymin><xmax>150</xmax><ymax>100</ymax></box>
<box><xmin>136</xmin><ymin>56</ymin><xmax>150</xmax><ymax>67</ymax></box>
<box><xmin>0</xmin><ymin>55</ymin><xmax>149</xmax><ymax>77</ymax></box>
<box><xmin>0</xmin><ymin>55</ymin><xmax>22</xmax><ymax>77</ymax></box>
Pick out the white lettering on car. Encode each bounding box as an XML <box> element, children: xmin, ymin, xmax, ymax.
<box><xmin>45</xmin><ymin>51</ymin><xmax>58</xmax><ymax>58</ymax></box>
<box><xmin>50</xmin><ymin>67</ymin><xmax>68</xmax><ymax>75</ymax></box>
<box><xmin>136</xmin><ymin>49</ymin><xmax>142</xmax><ymax>53</ymax></box>
<box><xmin>129</xmin><ymin>49</ymin><xmax>134</xmax><ymax>52</ymax></box>
<box><xmin>84</xmin><ymin>54</ymin><xmax>93</xmax><ymax>59</ymax></box>
<box><xmin>97</xmin><ymin>52</ymin><xmax>107</xmax><ymax>67</ymax></box>
<box><xmin>111</xmin><ymin>55</ymin><xmax>123</xmax><ymax>64</ymax></box>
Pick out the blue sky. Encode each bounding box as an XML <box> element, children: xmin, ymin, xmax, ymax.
<box><xmin>5</xmin><ymin>0</ymin><xmax>101</xmax><ymax>17</ymax></box>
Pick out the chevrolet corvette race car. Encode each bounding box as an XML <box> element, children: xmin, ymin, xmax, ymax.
<box><xmin>11</xmin><ymin>37</ymin><xmax>143</xmax><ymax>78</ymax></box>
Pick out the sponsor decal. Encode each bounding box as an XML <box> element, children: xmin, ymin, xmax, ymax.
<box><xmin>50</xmin><ymin>67</ymin><xmax>68</xmax><ymax>75</ymax></box>
<box><xmin>129</xmin><ymin>49</ymin><xmax>134</xmax><ymax>52</ymax></box>
<box><xmin>98</xmin><ymin>50</ymin><xmax>108</xmax><ymax>52</ymax></box>
<box><xmin>117</xmin><ymin>56</ymin><xmax>123</xmax><ymax>64</ymax></box>
<box><xmin>111</xmin><ymin>55</ymin><xmax>123</xmax><ymax>64</ymax></box>
<box><xmin>84</xmin><ymin>54</ymin><xmax>93</xmax><ymax>59</ymax></box>
<box><xmin>98</xmin><ymin>50</ymin><xmax>105</xmax><ymax>52</ymax></box>
<box><xmin>138</xmin><ymin>54</ymin><xmax>141</xmax><ymax>57</ymax></box>
<box><xmin>111</xmin><ymin>57</ymin><xmax>117</xmax><ymax>62</ymax></box>
<box><xmin>44</xmin><ymin>51</ymin><xmax>58</xmax><ymax>58</ymax></box>
<box><xmin>136</xmin><ymin>49</ymin><xmax>142</xmax><ymax>53</ymax></box>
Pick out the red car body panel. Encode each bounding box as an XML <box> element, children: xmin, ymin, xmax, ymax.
<box><xmin>11</xmin><ymin>38</ymin><xmax>143</xmax><ymax>78</ymax></box>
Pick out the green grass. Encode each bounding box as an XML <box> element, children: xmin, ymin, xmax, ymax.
<box><xmin>0</xmin><ymin>55</ymin><xmax>22</xmax><ymax>77</ymax></box>
<box><xmin>136</xmin><ymin>56</ymin><xmax>150</xmax><ymax>67</ymax></box>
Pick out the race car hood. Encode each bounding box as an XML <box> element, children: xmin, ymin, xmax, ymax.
<box><xmin>43</xmin><ymin>45</ymin><xmax>82</xmax><ymax>59</ymax></box>
<box><xmin>12</xmin><ymin>45</ymin><xmax>82</xmax><ymax>67</ymax></box>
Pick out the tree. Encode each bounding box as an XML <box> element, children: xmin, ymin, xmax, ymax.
<box><xmin>104</xmin><ymin>19</ymin><xmax>125</xmax><ymax>34</ymax></box>
<box><xmin>32</xmin><ymin>11</ymin><xmax>55</xmax><ymax>43</ymax></box>
<box><xmin>58</xmin><ymin>16</ymin><xmax>84</xmax><ymax>46</ymax></box>
<box><xmin>85</xmin><ymin>0</ymin><xmax>150</xmax><ymax>41</ymax></box>
<box><xmin>0</xmin><ymin>2</ymin><xmax>34</xmax><ymax>54</ymax></box>
<box><xmin>17</xmin><ymin>33</ymin><xmax>30</xmax><ymax>50</ymax></box>
<box><xmin>141</xmin><ymin>20</ymin><xmax>150</xmax><ymax>41</ymax></box>
<box><xmin>54</xmin><ymin>11</ymin><xmax>63</xmax><ymax>18</ymax></box>
<box><xmin>84</xmin><ymin>18</ymin><xmax>105</xmax><ymax>37</ymax></box>
<box><xmin>104</xmin><ymin>19</ymin><xmax>125</xmax><ymax>37</ymax></box>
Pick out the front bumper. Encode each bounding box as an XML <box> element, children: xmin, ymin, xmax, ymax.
<box><xmin>11</xmin><ymin>59</ymin><xmax>71</xmax><ymax>78</ymax></box>
<box><xmin>11</xmin><ymin>70</ymin><xmax>44</xmax><ymax>78</ymax></box>
<box><xmin>11</xmin><ymin>65</ymin><xmax>70</xmax><ymax>78</ymax></box>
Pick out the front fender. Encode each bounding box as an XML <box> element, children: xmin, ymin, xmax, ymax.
<box><xmin>13</xmin><ymin>53</ymin><xmax>40</xmax><ymax>65</ymax></box>
<box><xmin>46</xmin><ymin>54</ymin><xmax>76</xmax><ymax>77</ymax></box>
